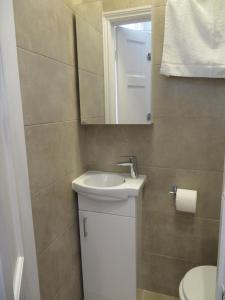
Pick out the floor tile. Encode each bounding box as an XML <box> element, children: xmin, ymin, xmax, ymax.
<box><xmin>142</xmin><ymin>290</ymin><xmax>178</xmax><ymax>300</ymax></box>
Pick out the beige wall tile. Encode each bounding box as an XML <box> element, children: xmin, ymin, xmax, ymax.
<box><xmin>175</xmin><ymin>117</ymin><xmax>225</xmax><ymax>171</ymax></box>
<box><xmin>18</xmin><ymin>48</ymin><xmax>79</xmax><ymax>125</ymax></box>
<box><xmin>145</xmin><ymin>117</ymin><xmax>225</xmax><ymax>171</ymax></box>
<box><xmin>85</xmin><ymin>126</ymin><xmax>130</xmax><ymax>165</ymax></box>
<box><xmin>25</xmin><ymin>121</ymin><xmax>84</xmax><ymax>196</ymax></box>
<box><xmin>75</xmin><ymin>1</ymin><xmax>103</xmax><ymax>32</ymax></box>
<box><xmin>148</xmin><ymin>118</ymin><xmax>179</xmax><ymax>168</ymax></box>
<box><xmin>143</xmin><ymin>212</ymin><xmax>219</xmax><ymax>264</ymax></box>
<box><xmin>142</xmin><ymin>167</ymin><xmax>176</xmax><ymax>215</ymax></box>
<box><xmin>152</xmin><ymin>6</ymin><xmax>165</xmax><ymax>65</ymax></box>
<box><xmin>65</xmin><ymin>0</ymin><xmax>83</xmax><ymax>10</ymax></box>
<box><xmin>110</xmin><ymin>126</ymin><xmax>153</xmax><ymax>167</ymax></box>
<box><xmin>83</xmin><ymin>116</ymin><xmax>106</xmax><ymax>124</ymax></box>
<box><xmin>175</xmin><ymin>78</ymin><xmax>225</xmax><ymax>119</ymax></box>
<box><xmin>54</xmin><ymin>270</ymin><xmax>82</xmax><ymax>300</ymax></box>
<box><xmin>153</xmin><ymin>0</ymin><xmax>167</xmax><ymax>7</ymax></box>
<box><xmin>129</xmin><ymin>0</ymin><xmax>153</xmax><ymax>7</ymax></box>
<box><xmin>142</xmin><ymin>253</ymin><xmax>193</xmax><ymax>296</ymax></box>
<box><xmin>152</xmin><ymin>66</ymin><xmax>178</xmax><ymax>118</ymax></box>
<box><xmin>25</xmin><ymin>123</ymin><xmax>65</xmax><ymax>196</ymax></box>
<box><xmin>86</xmin><ymin>117</ymin><xmax>224</xmax><ymax>170</ymax></box>
<box><xmin>153</xmin><ymin>66</ymin><xmax>225</xmax><ymax>118</ymax></box>
<box><xmin>83</xmin><ymin>0</ymin><xmax>100</xmax><ymax>2</ymax></box>
<box><xmin>103</xmin><ymin>0</ymin><xmax>154</xmax><ymax>11</ymax></box>
<box><xmin>32</xmin><ymin>174</ymin><xmax>78</xmax><ymax>255</ymax></box>
<box><xmin>38</xmin><ymin>225</ymin><xmax>81</xmax><ymax>300</ymax></box>
<box><xmin>128</xmin><ymin>117</ymin><xmax>225</xmax><ymax>171</ymax></box>
<box><xmin>13</xmin><ymin>0</ymin><xmax>75</xmax><ymax>65</ymax></box>
<box><xmin>103</xmin><ymin>0</ymin><xmax>130</xmax><ymax>11</ymax></box>
<box><xmin>85</xmin><ymin>125</ymin><xmax>153</xmax><ymax>167</ymax></box>
<box><xmin>62</xmin><ymin>121</ymin><xmax>86</xmax><ymax>175</ymax></box>
<box><xmin>91</xmin><ymin>128</ymin><xmax>148</xmax><ymax>170</ymax></box>
<box><xmin>194</xmin><ymin>218</ymin><xmax>219</xmax><ymax>264</ymax></box>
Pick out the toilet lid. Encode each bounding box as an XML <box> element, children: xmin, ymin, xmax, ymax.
<box><xmin>182</xmin><ymin>266</ymin><xmax>217</xmax><ymax>300</ymax></box>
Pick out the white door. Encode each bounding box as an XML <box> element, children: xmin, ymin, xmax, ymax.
<box><xmin>79</xmin><ymin>210</ymin><xmax>136</xmax><ymax>300</ymax></box>
<box><xmin>116</xmin><ymin>27</ymin><xmax>151</xmax><ymax>124</ymax></box>
<box><xmin>0</xmin><ymin>0</ymin><xmax>40</xmax><ymax>299</ymax></box>
<box><xmin>217</xmin><ymin>159</ymin><xmax>225</xmax><ymax>300</ymax></box>
<box><xmin>0</xmin><ymin>115</ymin><xmax>24</xmax><ymax>300</ymax></box>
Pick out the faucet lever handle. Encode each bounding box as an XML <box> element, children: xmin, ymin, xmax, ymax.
<box><xmin>120</xmin><ymin>155</ymin><xmax>137</xmax><ymax>162</ymax></box>
<box><xmin>117</xmin><ymin>156</ymin><xmax>138</xmax><ymax>179</ymax></box>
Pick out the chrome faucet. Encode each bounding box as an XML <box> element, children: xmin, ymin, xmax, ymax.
<box><xmin>116</xmin><ymin>156</ymin><xmax>138</xmax><ymax>178</ymax></box>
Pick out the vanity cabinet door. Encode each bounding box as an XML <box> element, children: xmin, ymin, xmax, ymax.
<box><xmin>79</xmin><ymin>210</ymin><xmax>136</xmax><ymax>300</ymax></box>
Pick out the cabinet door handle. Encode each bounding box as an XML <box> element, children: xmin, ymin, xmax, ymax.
<box><xmin>83</xmin><ymin>217</ymin><xmax>88</xmax><ymax>237</ymax></box>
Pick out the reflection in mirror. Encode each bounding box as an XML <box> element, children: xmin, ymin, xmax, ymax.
<box><xmin>76</xmin><ymin>5</ymin><xmax>152</xmax><ymax>125</ymax></box>
<box><xmin>105</xmin><ymin>20</ymin><xmax>152</xmax><ymax>124</ymax></box>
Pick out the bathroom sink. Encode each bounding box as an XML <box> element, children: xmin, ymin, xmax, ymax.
<box><xmin>84</xmin><ymin>173</ymin><xmax>125</xmax><ymax>188</ymax></box>
<box><xmin>72</xmin><ymin>171</ymin><xmax>146</xmax><ymax>201</ymax></box>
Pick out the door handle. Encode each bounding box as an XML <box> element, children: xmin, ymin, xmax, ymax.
<box><xmin>147</xmin><ymin>52</ymin><xmax>151</xmax><ymax>61</ymax></box>
<box><xmin>83</xmin><ymin>217</ymin><xmax>88</xmax><ymax>237</ymax></box>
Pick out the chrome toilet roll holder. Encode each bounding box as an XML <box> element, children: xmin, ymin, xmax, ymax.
<box><xmin>169</xmin><ymin>185</ymin><xmax>177</xmax><ymax>197</ymax></box>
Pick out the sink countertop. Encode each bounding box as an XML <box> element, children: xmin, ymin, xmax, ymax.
<box><xmin>72</xmin><ymin>171</ymin><xmax>146</xmax><ymax>200</ymax></box>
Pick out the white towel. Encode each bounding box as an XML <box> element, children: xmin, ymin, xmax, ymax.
<box><xmin>160</xmin><ymin>0</ymin><xmax>225</xmax><ymax>78</ymax></box>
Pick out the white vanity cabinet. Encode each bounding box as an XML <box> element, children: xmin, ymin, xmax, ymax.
<box><xmin>72</xmin><ymin>172</ymin><xmax>146</xmax><ymax>300</ymax></box>
<box><xmin>79</xmin><ymin>210</ymin><xmax>136</xmax><ymax>300</ymax></box>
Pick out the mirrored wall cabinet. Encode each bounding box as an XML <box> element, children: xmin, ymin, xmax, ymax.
<box><xmin>76</xmin><ymin>5</ymin><xmax>153</xmax><ymax>125</ymax></box>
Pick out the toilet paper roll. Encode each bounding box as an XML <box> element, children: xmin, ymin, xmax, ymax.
<box><xmin>175</xmin><ymin>188</ymin><xmax>197</xmax><ymax>213</ymax></box>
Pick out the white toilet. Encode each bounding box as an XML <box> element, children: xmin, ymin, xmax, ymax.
<box><xmin>179</xmin><ymin>266</ymin><xmax>217</xmax><ymax>300</ymax></box>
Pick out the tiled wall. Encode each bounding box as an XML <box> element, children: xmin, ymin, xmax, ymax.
<box><xmin>13</xmin><ymin>0</ymin><xmax>85</xmax><ymax>299</ymax></box>
<box><xmin>83</xmin><ymin>0</ymin><xmax>225</xmax><ymax>296</ymax></box>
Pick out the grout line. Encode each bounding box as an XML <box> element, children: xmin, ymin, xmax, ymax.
<box><xmin>30</xmin><ymin>167</ymin><xmax>86</xmax><ymax>200</ymax></box>
<box><xmin>142</xmin><ymin>209</ymin><xmax>221</xmax><ymax>222</ymax></box>
<box><xmin>17</xmin><ymin>46</ymin><xmax>75</xmax><ymax>68</ymax></box>
<box><xmin>79</xmin><ymin>66</ymin><xmax>104</xmax><ymax>78</ymax></box>
<box><xmin>87</xmin><ymin>162</ymin><xmax>224</xmax><ymax>174</ymax></box>
<box><xmin>138</xmin><ymin>164</ymin><xmax>224</xmax><ymax>173</ymax></box>
<box><xmin>143</xmin><ymin>251</ymin><xmax>219</xmax><ymax>266</ymax></box>
<box><xmin>139</xmin><ymin>163</ymin><xmax>224</xmax><ymax>173</ymax></box>
<box><xmin>37</xmin><ymin>222</ymin><xmax>76</xmax><ymax>258</ymax></box>
<box><xmin>154</xmin><ymin>5</ymin><xmax>167</xmax><ymax>8</ymax></box>
<box><xmin>143</xmin><ymin>252</ymin><xmax>193</xmax><ymax>263</ymax></box>
<box><xmin>24</xmin><ymin>118</ymin><xmax>81</xmax><ymax>128</ymax></box>
<box><xmin>153</xmin><ymin>115</ymin><xmax>225</xmax><ymax>121</ymax></box>
<box><xmin>31</xmin><ymin>173</ymin><xmax>74</xmax><ymax>199</ymax></box>
<box><xmin>196</xmin><ymin>216</ymin><xmax>220</xmax><ymax>222</ymax></box>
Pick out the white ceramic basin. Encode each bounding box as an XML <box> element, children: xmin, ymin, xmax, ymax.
<box><xmin>84</xmin><ymin>173</ymin><xmax>125</xmax><ymax>188</ymax></box>
<box><xmin>72</xmin><ymin>171</ymin><xmax>146</xmax><ymax>201</ymax></box>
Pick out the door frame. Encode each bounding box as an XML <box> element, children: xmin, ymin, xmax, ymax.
<box><xmin>102</xmin><ymin>6</ymin><xmax>152</xmax><ymax>124</ymax></box>
<box><xmin>216</xmin><ymin>158</ymin><xmax>225</xmax><ymax>300</ymax></box>
<box><xmin>0</xmin><ymin>0</ymin><xmax>40</xmax><ymax>299</ymax></box>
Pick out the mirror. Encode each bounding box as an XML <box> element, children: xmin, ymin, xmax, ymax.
<box><xmin>75</xmin><ymin>3</ymin><xmax>152</xmax><ymax>125</ymax></box>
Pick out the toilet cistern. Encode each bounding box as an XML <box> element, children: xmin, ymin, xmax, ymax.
<box><xmin>117</xmin><ymin>156</ymin><xmax>138</xmax><ymax>178</ymax></box>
